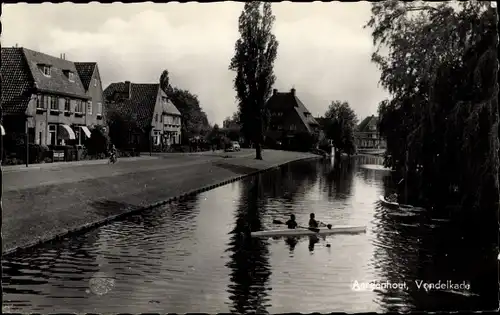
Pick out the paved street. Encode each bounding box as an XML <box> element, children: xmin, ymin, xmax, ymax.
<box><xmin>2</xmin><ymin>149</ymin><xmax>318</xmax><ymax>254</ymax></box>
<box><xmin>2</xmin><ymin>150</ymin><xmax>253</xmax><ymax>191</ymax></box>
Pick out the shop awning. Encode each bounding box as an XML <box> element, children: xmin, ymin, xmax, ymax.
<box><xmin>80</xmin><ymin>126</ymin><xmax>91</xmax><ymax>138</ymax></box>
<box><xmin>0</xmin><ymin>124</ymin><xmax>5</xmax><ymax>136</ymax></box>
<box><xmin>59</xmin><ymin>124</ymin><xmax>76</xmax><ymax>140</ymax></box>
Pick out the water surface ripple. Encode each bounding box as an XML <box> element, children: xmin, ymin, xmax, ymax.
<box><xmin>2</xmin><ymin>157</ymin><xmax>493</xmax><ymax>313</ymax></box>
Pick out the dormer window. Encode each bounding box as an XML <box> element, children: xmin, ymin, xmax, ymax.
<box><xmin>39</xmin><ymin>64</ymin><xmax>51</xmax><ymax>76</ymax></box>
<box><xmin>63</xmin><ymin>70</ymin><xmax>75</xmax><ymax>82</ymax></box>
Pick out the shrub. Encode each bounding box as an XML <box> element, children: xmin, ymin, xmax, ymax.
<box><xmin>85</xmin><ymin>125</ymin><xmax>110</xmax><ymax>156</ymax></box>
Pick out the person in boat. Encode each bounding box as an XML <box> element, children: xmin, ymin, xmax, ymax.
<box><xmin>286</xmin><ymin>214</ymin><xmax>298</xmax><ymax>229</ymax></box>
<box><xmin>309</xmin><ymin>213</ymin><xmax>319</xmax><ymax>228</ymax></box>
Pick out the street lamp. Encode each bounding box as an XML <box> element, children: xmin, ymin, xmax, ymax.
<box><xmin>149</xmin><ymin>125</ymin><xmax>153</xmax><ymax>156</ymax></box>
<box><xmin>25</xmin><ymin>113</ymin><xmax>33</xmax><ymax>167</ymax></box>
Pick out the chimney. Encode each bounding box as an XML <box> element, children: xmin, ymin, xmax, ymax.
<box><xmin>273</xmin><ymin>89</ymin><xmax>277</xmax><ymax>95</ymax></box>
<box><xmin>15</xmin><ymin>43</ymin><xmax>18</xmax><ymax>48</ymax></box>
<box><xmin>290</xmin><ymin>87</ymin><xmax>296</xmax><ymax>96</ymax></box>
<box><xmin>125</xmin><ymin>81</ymin><xmax>131</xmax><ymax>99</ymax></box>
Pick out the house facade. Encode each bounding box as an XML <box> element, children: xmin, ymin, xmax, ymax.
<box><xmin>1</xmin><ymin>47</ymin><xmax>106</xmax><ymax>148</ymax></box>
<box><xmin>265</xmin><ymin>88</ymin><xmax>321</xmax><ymax>148</ymax></box>
<box><xmin>354</xmin><ymin>115</ymin><xmax>387</xmax><ymax>149</ymax></box>
<box><xmin>103</xmin><ymin>81</ymin><xmax>182</xmax><ymax>151</ymax></box>
<box><xmin>74</xmin><ymin>62</ymin><xmax>106</xmax><ymax>128</ymax></box>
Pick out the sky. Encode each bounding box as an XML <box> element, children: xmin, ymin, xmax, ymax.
<box><xmin>2</xmin><ymin>2</ymin><xmax>390</xmax><ymax>126</ymax></box>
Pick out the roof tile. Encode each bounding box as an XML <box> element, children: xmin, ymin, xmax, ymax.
<box><xmin>1</xmin><ymin>47</ymin><xmax>34</xmax><ymax>114</ymax></box>
<box><xmin>266</xmin><ymin>91</ymin><xmax>319</xmax><ymax>133</ymax></box>
<box><xmin>74</xmin><ymin>62</ymin><xmax>96</xmax><ymax>91</ymax></box>
<box><xmin>104</xmin><ymin>82</ymin><xmax>181</xmax><ymax>130</ymax></box>
<box><xmin>22</xmin><ymin>48</ymin><xmax>88</xmax><ymax>99</ymax></box>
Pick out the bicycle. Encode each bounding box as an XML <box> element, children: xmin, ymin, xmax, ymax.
<box><xmin>108</xmin><ymin>153</ymin><xmax>117</xmax><ymax>164</ymax></box>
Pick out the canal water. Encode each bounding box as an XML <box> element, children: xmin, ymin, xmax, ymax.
<box><xmin>2</xmin><ymin>156</ymin><xmax>496</xmax><ymax>313</ymax></box>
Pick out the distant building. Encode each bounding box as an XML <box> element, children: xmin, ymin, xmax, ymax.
<box><xmin>1</xmin><ymin>47</ymin><xmax>105</xmax><ymax>147</ymax></box>
<box><xmin>354</xmin><ymin>115</ymin><xmax>386</xmax><ymax>149</ymax></box>
<box><xmin>103</xmin><ymin>81</ymin><xmax>182</xmax><ymax>150</ymax></box>
<box><xmin>265</xmin><ymin>88</ymin><xmax>320</xmax><ymax>147</ymax></box>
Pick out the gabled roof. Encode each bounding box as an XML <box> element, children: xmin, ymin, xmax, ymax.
<box><xmin>22</xmin><ymin>48</ymin><xmax>88</xmax><ymax>99</ymax></box>
<box><xmin>1</xmin><ymin>47</ymin><xmax>97</xmax><ymax>115</ymax></box>
<box><xmin>104</xmin><ymin>82</ymin><xmax>181</xmax><ymax>129</ymax></box>
<box><xmin>357</xmin><ymin>115</ymin><xmax>378</xmax><ymax>132</ymax></box>
<box><xmin>314</xmin><ymin>117</ymin><xmax>329</xmax><ymax>128</ymax></box>
<box><xmin>266</xmin><ymin>90</ymin><xmax>319</xmax><ymax>133</ymax></box>
<box><xmin>1</xmin><ymin>47</ymin><xmax>34</xmax><ymax>114</ymax></box>
<box><xmin>163</xmin><ymin>97</ymin><xmax>181</xmax><ymax>116</ymax></box>
<box><xmin>74</xmin><ymin>62</ymin><xmax>96</xmax><ymax>90</ymax></box>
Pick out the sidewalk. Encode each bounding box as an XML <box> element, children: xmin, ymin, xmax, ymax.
<box><xmin>1</xmin><ymin>155</ymin><xmax>160</xmax><ymax>173</ymax></box>
<box><xmin>2</xmin><ymin>149</ymin><xmax>320</xmax><ymax>255</ymax></box>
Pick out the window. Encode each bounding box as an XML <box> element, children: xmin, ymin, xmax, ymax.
<box><xmin>48</xmin><ymin>124</ymin><xmax>57</xmax><ymax>146</ymax></box>
<box><xmin>43</xmin><ymin>95</ymin><xmax>51</xmax><ymax>109</ymax></box>
<box><xmin>64</xmin><ymin>98</ymin><xmax>71</xmax><ymax>111</ymax></box>
<box><xmin>87</xmin><ymin>101</ymin><xmax>93</xmax><ymax>115</ymax></box>
<box><xmin>160</xmin><ymin>114</ymin><xmax>163</xmax><ymax>123</ymax></box>
<box><xmin>155</xmin><ymin>113</ymin><xmax>158</xmax><ymax>122</ymax></box>
<box><xmin>75</xmin><ymin>100</ymin><xmax>83</xmax><ymax>113</ymax></box>
<box><xmin>94</xmin><ymin>78</ymin><xmax>97</xmax><ymax>87</ymax></box>
<box><xmin>97</xmin><ymin>102</ymin><xmax>102</xmax><ymax>115</ymax></box>
<box><xmin>36</xmin><ymin>94</ymin><xmax>46</xmax><ymax>109</ymax></box>
<box><xmin>50</xmin><ymin>96</ymin><xmax>58</xmax><ymax>110</ymax></box>
<box><xmin>68</xmin><ymin>72</ymin><xmax>75</xmax><ymax>82</ymax></box>
<box><xmin>290</xmin><ymin>124</ymin><xmax>297</xmax><ymax>131</ymax></box>
<box><xmin>42</xmin><ymin>66</ymin><xmax>51</xmax><ymax>76</ymax></box>
<box><xmin>153</xmin><ymin>131</ymin><xmax>161</xmax><ymax>145</ymax></box>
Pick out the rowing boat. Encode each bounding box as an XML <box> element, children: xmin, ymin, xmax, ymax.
<box><xmin>379</xmin><ymin>195</ymin><xmax>413</xmax><ymax>209</ymax></box>
<box><xmin>250</xmin><ymin>225</ymin><xmax>367</xmax><ymax>237</ymax></box>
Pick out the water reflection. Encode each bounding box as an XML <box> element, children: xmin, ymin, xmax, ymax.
<box><xmin>323</xmin><ymin>158</ymin><xmax>355</xmax><ymax>200</ymax></box>
<box><xmin>2</xmin><ymin>230</ymin><xmax>101</xmax><ymax>313</ymax></box>
<box><xmin>284</xmin><ymin>237</ymin><xmax>298</xmax><ymax>252</ymax></box>
<box><xmin>2</xmin><ymin>157</ymin><xmax>495</xmax><ymax>313</ymax></box>
<box><xmin>374</xmin><ymin>174</ymin><xmax>497</xmax><ymax>312</ymax></box>
<box><xmin>226</xmin><ymin>174</ymin><xmax>271</xmax><ymax>314</ymax></box>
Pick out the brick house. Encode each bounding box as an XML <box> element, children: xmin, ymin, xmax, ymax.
<box><xmin>103</xmin><ymin>81</ymin><xmax>182</xmax><ymax>151</ymax></box>
<box><xmin>1</xmin><ymin>47</ymin><xmax>106</xmax><ymax>148</ymax></box>
<box><xmin>265</xmin><ymin>88</ymin><xmax>321</xmax><ymax>148</ymax></box>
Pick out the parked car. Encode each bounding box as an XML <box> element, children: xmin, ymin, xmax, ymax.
<box><xmin>232</xmin><ymin>141</ymin><xmax>241</xmax><ymax>151</ymax></box>
<box><xmin>225</xmin><ymin>141</ymin><xmax>241</xmax><ymax>152</ymax></box>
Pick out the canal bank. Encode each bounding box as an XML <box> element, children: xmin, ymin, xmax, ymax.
<box><xmin>2</xmin><ymin>149</ymin><xmax>320</xmax><ymax>256</ymax></box>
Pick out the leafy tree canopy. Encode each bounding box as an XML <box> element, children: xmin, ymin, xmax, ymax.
<box><xmin>229</xmin><ymin>2</ymin><xmax>279</xmax><ymax>160</ymax></box>
<box><xmin>366</xmin><ymin>1</ymin><xmax>498</xmax><ymax>212</ymax></box>
<box><xmin>323</xmin><ymin>100</ymin><xmax>358</xmax><ymax>155</ymax></box>
<box><xmin>159</xmin><ymin>70</ymin><xmax>211</xmax><ymax>141</ymax></box>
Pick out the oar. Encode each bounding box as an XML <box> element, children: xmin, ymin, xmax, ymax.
<box><xmin>272</xmin><ymin>219</ymin><xmax>320</xmax><ymax>233</ymax></box>
<box><xmin>318</xmin><ymin>221</ymin><xmax>333</xmax><ymax>229</ymax></box>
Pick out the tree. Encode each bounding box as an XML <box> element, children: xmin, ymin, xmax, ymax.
<box><xmin>365</xmin><ymin>1</ymin><xmax>498</xmax><ymax>214</ymax></box>
<box><xmin>85</xmin><ymin>125</ymin><xmax>110</xmax><ymax>157</ymax></box>
<box><xmin>229</xmin><ymin>2</ymin><xmax>279</xmax><ymax>160</ymax></box>
<box><xmin>159</xmin><ymin>70</ymin><xmax>211</xmax><ymax>143</ymax></box>
<box><xmin>323</xmin><ymin>101</ymin><xmax>358</xmax><ymax>156</ymax></box>
<box><xmin>159</xmin><ymin>70</ymin><xmax>173</xmax><ymax>95</ymax></box>
<box><xmin>167</xmin><ymin>87</ymin><xmax>211</xmax><ymax>142</ymax></box>
<box><xmin>106</xmin><ymin>106</ymin><xmax>140</xmax><ymax>150</ymax></box>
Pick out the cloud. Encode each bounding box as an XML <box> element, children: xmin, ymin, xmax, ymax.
<box><xmin>2</xmin><ymin>2</ymin><xmax>389</xmax><ymax>125</ymax></box>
